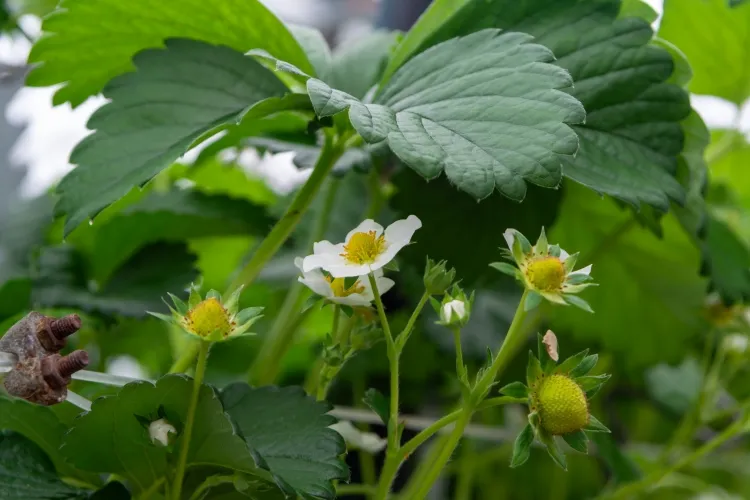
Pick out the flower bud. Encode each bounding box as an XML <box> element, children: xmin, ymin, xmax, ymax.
<box><xmin>434</xmin><ymin>285</ymin><xmax>473</xmax><ymax>327</ymax></box>
<box><xmin>441</xmin><ymin>300</ymin><xmax>467</xmax><ymax>325</ymax></box>
<box><xmin>149</xmin><ymin>418</ymin><xmax>176</xmax><ymax>447</ymax></box>
<box><xmin>423</xmin><ymin>258</ymin><xmax>456</xmax><ymax>295</ymax></box>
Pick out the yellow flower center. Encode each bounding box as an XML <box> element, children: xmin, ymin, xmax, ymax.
<box><xmin>340</xmin><ymin>231</ymin><xmax>387</xmax><ymax>265</ymax></box>
<box><xmin>185</xmin><ymin>298</ymin><xmax>232</xmax><ymax>338</ymax></box>
<box><xmin>526</xmin><ymin>256</ymin><xmax>565</xmax><ymax>292</ymax></box>
<box><xmin>535</xmin><ymin>374</ymin><xmax>589</xmax><ymax>435</ymax></box>
<box><xmin>326</xmin><ymin>276</ymin><xmax>366</xmax><ymax>297</ymax></box>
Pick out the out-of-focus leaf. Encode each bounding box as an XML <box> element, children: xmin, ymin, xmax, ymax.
<box><xmin>329</xmin><ymin>30</ymin><xmax>400</xmax><ymax>99</ymax></box>
<box><xmin>53</xmin><ymin>39</ymin><xmax>289</xmax><ymax>235</ymax></box>
<box><xmin>645</xmin><ymin>357</ymin><xmax>703</xmax><ymax>415</ymax></box>
<box><xmin>660</xmin><ymin>0</ymin><xmax>750</xmax><ymax>104</ymax></box>
<box><xmin>32</xmin><ymin>243</ymin><xmax>198</xmax><ymax>318</ymax></box>
<box><xmin>549</xmin><ymin>184</ymin><xmax>707</xmax><ymax>369</ymax></box>
<box><xmin>588</xmin><ymin>433</ymin><xmax>643</xmax><ymax>484</ymax></box>
<box><xmin>704</xmin><ymin>216</ymin><xmax>750</xmax><ymax>304</ymax></box>
<box><xmin>27</xmin><ymin>0</ymin><xmax>312</xmax><ymax>106</ymax></box>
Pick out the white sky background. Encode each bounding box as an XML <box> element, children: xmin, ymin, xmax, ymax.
<box><xmin>0</xmin><ymin>0</ymin><xmax>747</xmax><ymax>199</ymax></box>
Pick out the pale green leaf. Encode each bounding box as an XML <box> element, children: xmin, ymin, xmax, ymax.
<box><xmin>660</xmin><ymin>0</ymin><xmax>750</xmax><ymax>104</ymax></box>
<box><xmin>54</xmin><ymin>39</ymin><xmax>288</xmax><ymax>234</ymax></box>
<box><xmin>307</xmin><ymin>29</ymin><xmax>585</xmax><ymax>201</ymax></box>
<box><xmin>27</xmin><ymin>0</ymin><xmax>311</xmax><ymax>106</ymax></box>
<box><xmin>329</xmin><ymin>30</ymin><xmax>400</xmax><ymax>99</ymax></box>
<box><xmin>645</xmin><ymin>357</ymin><xmax>703</xmax><ymax>415</ymax></box>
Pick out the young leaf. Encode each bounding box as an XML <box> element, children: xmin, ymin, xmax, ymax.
<box><xmin>510</xmin><ymin>424</ymin><xmax>534</xmax><ymax>468</ymax></box>
<box><xmin>562</xmin><ymin>430</ymin><xmax>589</xmax><ymax>454</ymax></box>
<box><xmin>363</xmin><ymin>388</ymin><xmax>390</xmax><ymax>427</ymax></box>
<box><xmin>498</xmin><ymin>381</ymin><xmax>529</xmax><ymax>399</ymax></box>
<box><xmin>54</xmin><ymin>39</ymin><xmax>289</xmax><ymax>234</ymax></box>
<box><xmin>27</xmin><ymin>0</ymin><xmax>313</xmax><ymax>106</ymax></box>
<box><xmin>585</xmin><ymin>414</ymin><xmax>612</xmax><ymax>433</ymax></box>
<box><xmin>569</xmin><ymin>354</ymin><xmax>599</xmax><ymax>378</ymax></box>
<box><xmin>307</xmin><ymin>29</ymin><xmax>584</xmax><ymax>202</ymax></box>
<box><xmin>222</xmin><ymin>384</ymin><xmax>349</xmax><ymax>499</ymax></box>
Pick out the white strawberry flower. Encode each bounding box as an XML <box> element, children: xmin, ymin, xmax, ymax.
<box><xmin>302</xmin><ymin>216</ymin><xmax>422</xmax><ymax>278</ymax></box>
<box><xmin>295</xmin><ymin>258</ymin><xmax>394</xmax><ymax>306</ymax></box>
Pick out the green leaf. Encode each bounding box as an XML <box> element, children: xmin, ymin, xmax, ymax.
<box><xmin>526</xmin><ymin>351</ymin><xmax>543</xmax><ymax>388</ymax></box>
<box><xmin>659</xmin><ymin>0</ymin><xmax>750</xmax><ymax>104</ymax></box>
<box><xmin>289</xmin><ymin>25</ymin><xmax>332</xmax><ymax>82</ymax></box>
<box><xmin>645</xmin><ymin>357</ymin><xmax>703</xmax><ymax>415</ymax></box>
<box><xmin>561</xmin><ymin>430</ymin><xmax>588</xmax><ymax>454</ymax></box>
<box><xmin>569</xmin><ymin>354</ymin><xmax>599</xmax><ymax>378</ymax></box>
<box><xmin>549</xmin><ymin>183</ymin><xmax>707</xmax><ymax>369</ymax></box>
<box><xmin>0</xmin><ymin>431</ymin><xmax>88</xmax><ymax>499</ymax></box>
<box><xmin>509</xmin><ymin>423</ymin><xmax>534</xmax><ymax>468</ymax></box>
<box><xmin>498</xmin><ymin>381</ymin><xmax>528</xmax><ymax>399</ymax></box>
<box><xmin>221</xmin><ymin>384</ymin><xmax>348</xmax><ymax>499</ymax></box>
<box><xmin>489</xmin><ymin>262</ymin><xmax>520</xmax><ymax>278</ymax></box>
<box><xmin>0</xmin><ymin>397</ymin><xmax>98</xmax><ymax>484</ymax></box>
<box><xmin>78</xmin><ymin>190</ymin><xmax>273</xmax><ymax>282</ymax></box>
<box><xmin>249</xmin><ymin>137</ymin><xmax>372</xmax><ymax>177</ymax></box>
<box><xmin>54</xmin><ymin>39</ymin><xmax>288</xmax><ymax>234</ymax></box>
<box><xmin>619</xmin><ymin>0</ymin><xmax>659</xmax><ymax>22</ymax></box>
<box><xmin>307</xmin><ymin>29</ymin><xmax>585</xmax><ymax>201</ymax></box>
<box><xmin>672</xmin><ymin>112</ymin><xmax>710</xmax><ymax>239</ymax></box>
<box><xmin>89</xmin><ymin>482</ymin><xmax>130</xmax><ymax>500</ymax></box>
<box><xmin>401</xmin><ymin>0</ymin><xmax>691</xmax><ymax>210</ymax></box>
<box><xmin>27</xmin><ymin>0</ymin><xmax>312</xmax><ymax>106</ymax></box>
<box><xmin>32</xmin><ymin>243</ymin><xmax>197</xmax><ymax>318</ymax></box>
<box><xmin>329</xmin><ymin>30</ymin><xmax>401</xmax><ymax>99</ymax></box>
<box><xmin>704</xmin><ymin>216</ymin><xmax>750</xmax><ymax>304</ymax></box>
<box><xmin>362</xmin><ymin>387</ymin><xmax>391</xmax><ymax>425</ymax></box>
<box><xmin>63</xmin><ymin>375</ymin><xmax>277</xmax><ymax>495</ymax></box>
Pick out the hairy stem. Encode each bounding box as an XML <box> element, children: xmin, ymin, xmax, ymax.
<box><xmin>409</xmin><ymin>290</ymin><xmax>530</xmax><ymax>499</ymax></box>
<box><xmin>171</xmin><ymin>341</ymin><xmax>209</xmax><ymax>500</ymax></box>
<box><xmin>226</xmin><ymin>133</ymin><xmax>344</xmax><ymax>294</ymax></box>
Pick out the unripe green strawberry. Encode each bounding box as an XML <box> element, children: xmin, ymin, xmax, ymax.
<box><xmin>535</xmin><ymin>374</ymin><xmax>589</xmax><ymax>435</ymax></box>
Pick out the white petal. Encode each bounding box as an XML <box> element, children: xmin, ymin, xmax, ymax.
<box><xmin>298</xmin><ymin>274</ymin><xmax>333</xmax><ymax>298</ymax></box>
<box><xmin>361</xmin><ymin>275</ymin><xmax>394</xmax><ymax>299</ymax></box>
<box><xmin>503</xmin><ymin>228</ymin><xmax>516</xmax><ymax>251</ymax></box>
<box><xmin>540</xmin><ymin>292</ymin><xmax>567</xmax><ymax>305</ymax></box>
<box><xmin>384</xmin><ymin>215</ymin><xmax>422</xmax><ymax>244</ymax></box>
<box><xmin>313</xmin><ymin>240</ymin><xmax>343</xmax><ymax>255</ymax></box>
<box><xmin>376</xmin><ymin>277</ymin><xmax>395</xmax><ymax>296</ymax></box>
<box><xmin>302</xmin><ymin>246</ymin><xmax>346</xmax><ymax>272</ymax></box>
<box><xmin>570</xmin><ymin>264</ymin><xmax>592</xmax><ymax>276</ymax></box>
<box><xmin>559</xmin><ymin>249</ymin><xmax>570</xmax><ymax>262</ymax></box>
<box><xmin>294</xmin><ymin>257</ymin><xmax>304</xmax><ymax>271</ymax></box>
<box><xmin>331</xmin><ymin>294</ymin><xmax>373</xmax><ymax>307</ymax></box>
<box><xmin>346</xmin><ymin>219</ymin><xmax>384</xmax><ymax>242</ymax></box>
<box><xmin>326</xmin><ymin>262</ymin><xmax>373</xmax><ymax>278</ymax></box>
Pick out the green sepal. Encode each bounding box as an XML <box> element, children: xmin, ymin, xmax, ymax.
<box><xmin>235</xmin><ymin>307</ymin><xmax>264</xmax><ymax>324</ymax></box>
<box><xmin>223</xmin><ymin>287</ymin><xmax>243</xmax><ymax>314</ymax></box>
<box><xmin>526</xmin><ymin>351</ymin><xmax>543</xmax><ymax>388</ymax></box>
<box><xmin>188</xmin><ymin>285</ymin><xmax>202</xmax><ymax>309</ymax></box>
<box><xmin>383</xmin><ymin>260</ymin><xmax>400</xmax><ymax>272</ymax></box>
<box><xmin>429</xmin><ymin>296</ymin><xmax>442</xmax><ymax>314</ymax></box>
<box><xmin>524</xmin><ymin>291</ymin><xmax>543</xmax><ymax>312</ymax></box>
<box><xmin>556</xmin><ymin>349</ymin><xmax>590</xmax><ymax>375</ymax></box>
<box><xmin>498</xmin><ymin>381</ymin><xmax>528</xmax><ymax>399</ymax></box>
<box><xmin>510</xmin><ymin>231</ymin><xmax>529</xmax><ymax>263</ymax></box>
<box><xmin>339</xmin><ymin>305</ymin><xmax>354</xmax><ymax>318</ymax></box>
<box><xmin>547</xmin><ymin>244</ymin><xmax>561</xmax><ymax>257</ymax></box>
<box><xmin>301</xmin><ymin>295</ymin><xmax>322</xmax><ymax>314</ymax></box>
<box><xmin>206</xmin><ymin>289</ymin><xmax>222</xmax><ymax>301</ymax></box>
<box><xmin>528</xmin><ymin>411</ymin><xmax>541</xmax><ymax>433</ymax></box>
<box><xmin>570</xmin><ymin>354</ymin><xmax>599</xmax><ymax>378</ymax></box>
<box><xmin>578</xmin><ymin>374</ymin><xmax>611</xmax><ymax>399</ymax></box>
<box><xmin>489</xmin><ymin>261</ymin><xmax>520</xmax><ymax>278</ymax></box>
<box><xmin>147</xmin><ymin>311</ymin><xmax>174</xmax><ymax>323</ymax></box>
<box><xmin>535</xmin><ymin>227</ymin><xmax>549</xmax><ymax>255</ymax></box>
<box><xmin>585</xmin><ymin>414</ymin><xmax>611</xmax><ymax>433</ymax></box>
<box><xmin>564</xmin><ymin>294</ymin><xmax>594</xmax><ymax>313</ymax></box>
<box><xmin>167</xmin><ymin>293</ymin><xmax>188</xmax><ymax>315</ymax></box>
<box><xmin>562</xmin><ymin>430</ymin><xmax>588</xmax><ymax>454</ymax></box>
<box><xmin>510</xmin><ymin>423</ymin><xmax>534</xmax><ymax>468</ymax></box>
<box><xmin>563</xmin><ymin>252</ymin><xmax>579</xmax><ymax>273</ymax></box>
<box><xmin>565</xmin><ymin>273</ymin><xmax>592</xmax><ymax>285</ymax></box>
<box><xmin>538</xmin><ymin>430</ymin><xmax>567</xmax><ymax>470</ymax></box>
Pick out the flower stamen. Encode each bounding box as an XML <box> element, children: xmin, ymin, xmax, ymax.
<box><xmin>184</xmin><ymin>298</ymin><xmax>231</xmax><ymax>338</ymax></box>
<box><xmin>326</xmin><ymin>276</ymin><xmax>366</xmax><ymax>297</ymax></box>
<box><xmin>525</xmin><ymin>256</ymin><xmax>565</xmax><ymax>292</ymax></box>
<box><xmin>340</xmin><ymin>231</ymin><xmax>387</xmax><ymax>265</ymax></box>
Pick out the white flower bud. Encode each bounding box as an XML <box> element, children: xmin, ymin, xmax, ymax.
<box><xmin>724</xmin><ymin>333</ymin><xmax>749</xmax><ymax>356</ymax></box>
<box><xmin>441</xmin><ymin>299</ymin><xmax>467</xmax><ymax>324</ymax></box>
<box><xmin>149</xmin><ymin>418</ymin><xmax>176</xmax><ymax>447</ymax></box>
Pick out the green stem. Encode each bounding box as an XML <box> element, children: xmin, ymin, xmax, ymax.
<box><xmin>171</xmin><ymin>341</ymin><xmax>209</xmax><ymax>500</ymax></box>
<box><xmin>453</xmin><ymin>326</ymin><xmax>466</xmax><ymax>381</ymax></box>
<box><xmin>337</xmin><ymin>483</ymin><xmax>376</xmax><ymax>496</ymax></box>
<box><xmin>395</xmin><ymin>291</ymin><xmax>430</xmax><ymax>351</ymax></box>
<box><xmin>138</xmin><ymin>478</ymin><xmax>166</xmax><ymax>500</ymax></box>
<box><xmin>605</xmin><ymin>417</ymin><xmax>747</xmax><ymax>500</ymax></box>
<box><xmin>455</xmin><ymin>441</ymin><xmax>475</xmax><ymax>500</ymax></box>
<box><xmin>188</xmin><ymin>475</ymin><xmax>235</xmax><ymax>500</ymax></box>
<box><xmin>316</xmin><ymin>306</ymin><xmax>342</xmax><ymax>401</ymax></box>
<box><xmin>168</xmin><ymin>340</ymin><xmax>200</xmax><ymax>374</ymax></box>
<box><xmin>409</xmin><ymin>290</ymin><xmax>530</xmax><ymax>500</ymax></box>
<box><xmin>226</xmin><ymin>133</ymin><xmax>344</xmax><ymax>294</ymax></box>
